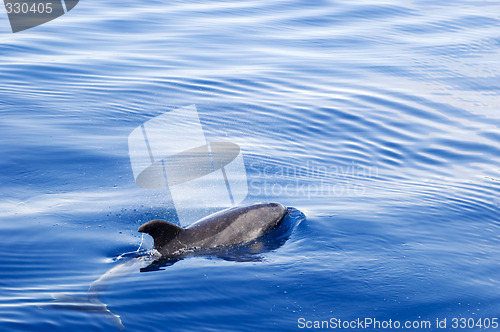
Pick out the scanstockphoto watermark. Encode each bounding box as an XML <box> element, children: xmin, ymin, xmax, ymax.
<box><xmin>249</xmin><ymin>161</ymin><xmax>378</xmax><ymax>199</ymax></box>
<box><xmin>128</xmin><ymin>105</ymin><xmax>248</xmax><ymax>226</ymax></box>
<box><xmin>297</xmin><ymin>317</ymin><xmax>500</xmax><ymax>329</ymax></box>
<box><xmin>298</xmin><ymin>317</ymin><xmax>433</xmax><ymax>329</ymax></box>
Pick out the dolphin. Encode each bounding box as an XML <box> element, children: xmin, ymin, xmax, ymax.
<box><xmin>44</xmin><ymin>202</ymin><xmax>290</xmax><ymax>329</ymax></box>
<box><xmin>138</xmin><ymin>202</ymin><xmax>287</xmax><ymax>257</ymax></box>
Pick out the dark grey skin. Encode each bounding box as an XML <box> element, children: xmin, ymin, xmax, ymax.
<box><xmin>138</xmin><ymin>202</ymin><xmax>287</xmax><ymax>257</ymax></box>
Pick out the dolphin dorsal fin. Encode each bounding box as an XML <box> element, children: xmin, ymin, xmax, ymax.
<box><xmin>138</xmin><ymin>219</ymin><xmax>184</xmax><ymax>250</ymax></box>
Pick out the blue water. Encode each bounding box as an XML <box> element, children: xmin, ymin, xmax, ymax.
<box><xmin>1</xmin><ymin>0</ymin><xmax>500</xmax><ymax>331</ymax></box>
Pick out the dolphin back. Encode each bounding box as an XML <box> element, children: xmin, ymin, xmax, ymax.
<box><xmin>138</xmin><ymin>202</ymin><xmax>287</xmax><ymax>256</ymax></box>
<box><xmin>182</xmin><ymin>202</ymin><xmax>287</xmax><ymax>249</ymax></box>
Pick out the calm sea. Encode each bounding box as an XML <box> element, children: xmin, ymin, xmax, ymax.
<box><xmin>1</xmin><ymin>0</ymin><xmax>499</xmax><ymax>331</ymax></box>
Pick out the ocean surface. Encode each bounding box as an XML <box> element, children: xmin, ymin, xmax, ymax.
<box><xmin>1</xmin><ymin>0</ymin><xmax>500</xmax><ymax>331</ymax></box>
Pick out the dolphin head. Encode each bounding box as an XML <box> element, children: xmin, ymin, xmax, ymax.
<box><xmin>256</xmin><ymin>202</ymin><xmax>287</xmax><ymax>223</ymax></box>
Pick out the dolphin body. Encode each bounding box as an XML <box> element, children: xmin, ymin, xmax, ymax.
<box><xmin>138</xmin><ymin>202</ymin><xmax>287</xmax><ymax>257</ymax></box>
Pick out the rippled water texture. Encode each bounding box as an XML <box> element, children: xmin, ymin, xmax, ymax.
<box><xmin>1</xmin><ymin>0</ymin><xmax>499</xmax><ymax>331</ymax></box>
